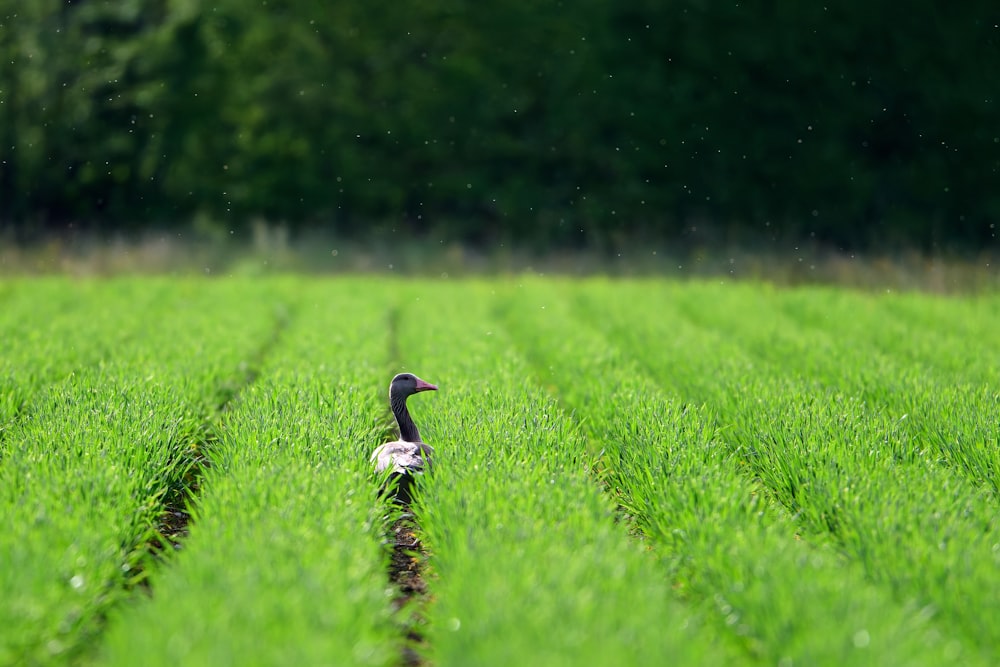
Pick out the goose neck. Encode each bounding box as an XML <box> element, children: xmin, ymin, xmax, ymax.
<box><xmin>391</xmin><ymin>393</ymin><xmax>421</xmax><ymax>442</ymax></box>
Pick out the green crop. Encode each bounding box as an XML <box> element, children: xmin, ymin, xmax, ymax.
<box><xmin>497</xmin><ymin>279</ymin><xmax>991</xmax><ymax>666</ymax></box>
<box><xmin>0</xmin><ymin>279</ymin><xmax>174</xmax><ymax>437</ymax></box>
<box><xmin>396</xmin><ymin>281</ymin><xmax>736</xmax><ymax>666</ymax></box>
<box><xmin>97</xmin><ymin>280</ymin><xmax>398</xmax><ymax>667</ymax></box>
<box><xmin>1</xmin><ymin>276</ymin><xmax>997</xmax><ymax>667</ymax></box>
<box><xmin>0</xmin><ymin>279</ymin><xmax>280</xmax><ymax>665</ymax></box>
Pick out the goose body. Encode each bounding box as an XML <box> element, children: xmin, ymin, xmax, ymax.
<box><xmin>372</xmin><ymin>440</ymin><xmax>435</xmax><ymax>476</ymax></box>
<box><xmin>372</xmin><ymin>372</ymin><xmax>437</xmax><ymax>503</ymax></box>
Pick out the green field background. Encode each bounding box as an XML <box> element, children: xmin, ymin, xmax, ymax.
<box><xmin>1</xmin><ymin>276</ymin><xmax>998</xmax><ymax>666</ymax></box>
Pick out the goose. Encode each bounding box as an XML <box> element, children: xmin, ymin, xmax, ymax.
<box><xmin>372</xmin><ymin>372</ymin><xmax>437</xmax><ymax>504</ymax></box>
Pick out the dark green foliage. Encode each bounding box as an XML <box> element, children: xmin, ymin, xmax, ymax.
<box><xmin>1</xmin><ymin>1</ymin><xmax>997</xmax><ymax>249</ymax></box>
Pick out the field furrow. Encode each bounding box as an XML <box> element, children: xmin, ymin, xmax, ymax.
<box><xmin>0</xmin><ymin>280</ymin><xmax>282</xmax><ymax>666</ymax></box>
<box><xmin>394</xmin><ymin>281</ymin><xmax>734</xmax><ymax>667</ymax></box>
<box><xmin>95</xmin><ymin>280</ymin><xmax>398</xmax><ymax>667</ymax></box>
<box><xmin>497</xmin><ymin>280</ymin><xmax>972</xmax><ymax>666</ymax></box>
<box><xmin>4</xmin><ymin>276</ymin><xmax>997</xmax><ymax>666</ymax></box>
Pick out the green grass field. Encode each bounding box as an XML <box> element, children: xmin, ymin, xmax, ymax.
<box><xmin>1</xmin><ymin>276</ymin><xmax>998</xmax><ymax>666</ymax></box>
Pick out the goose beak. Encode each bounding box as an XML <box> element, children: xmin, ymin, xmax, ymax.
<box><xmin>415</xmin><ymin>379</ymin><xmax>438</xmax><ymax>392</ymax></box>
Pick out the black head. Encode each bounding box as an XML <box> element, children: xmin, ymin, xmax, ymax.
<box><xmin>390</xmin><ymin>373</ymin><xmax>438</xmax><ymax>397</ymax></box>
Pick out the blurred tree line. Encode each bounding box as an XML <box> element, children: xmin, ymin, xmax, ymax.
<box><xmin>1</xmin><ymin>0</ymin><xmax>997</xmax><ymax>250</ymax></box>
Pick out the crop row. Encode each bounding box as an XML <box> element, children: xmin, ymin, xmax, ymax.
<box><xmin>95</xmin><ymin>280</ymin><xmax>399</xmax><ymax>665</ymax></box>
<box><xmin>568</xmin><ymin>280</ymin><xmax>999</xmax><ymax>663</ymax></box>
<box><xmin>87</xmin><ymin>279</ymin><xmax>735</xmax><ymax>667</ymax></box>
<box><xmin>394</xmin><ymin>281</ymin><xmax>734</xmax><ymax>665</ymax></box>
<box><xmin>498</xmin><ymin>280</ymin><xmax>983</xmax><ymax>665</ymax></box>
<box><xmin>0</xmin><ymin>279</ymin><xmax>177</xmax><ymax>438</ymax></box>
<box><xmin>2</xmin><ymin>277</ymin><xmax>997</xmax><ymax>666</ymax></box>
<box><xmin>1</xmin><ymin>279</ymin><xmax>282</xmax><ymax>665</ymax></box>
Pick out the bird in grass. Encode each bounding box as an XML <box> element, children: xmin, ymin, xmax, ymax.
<box><xmin>372</xmin><ymin>372</ymin><xmax>437</xmax><ymax>504</ymax></box>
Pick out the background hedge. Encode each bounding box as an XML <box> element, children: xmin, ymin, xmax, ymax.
<box><xmin>1</xmin><ymin>0</ymin><xmax>997</xmax><ymax>250</ymax></box>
